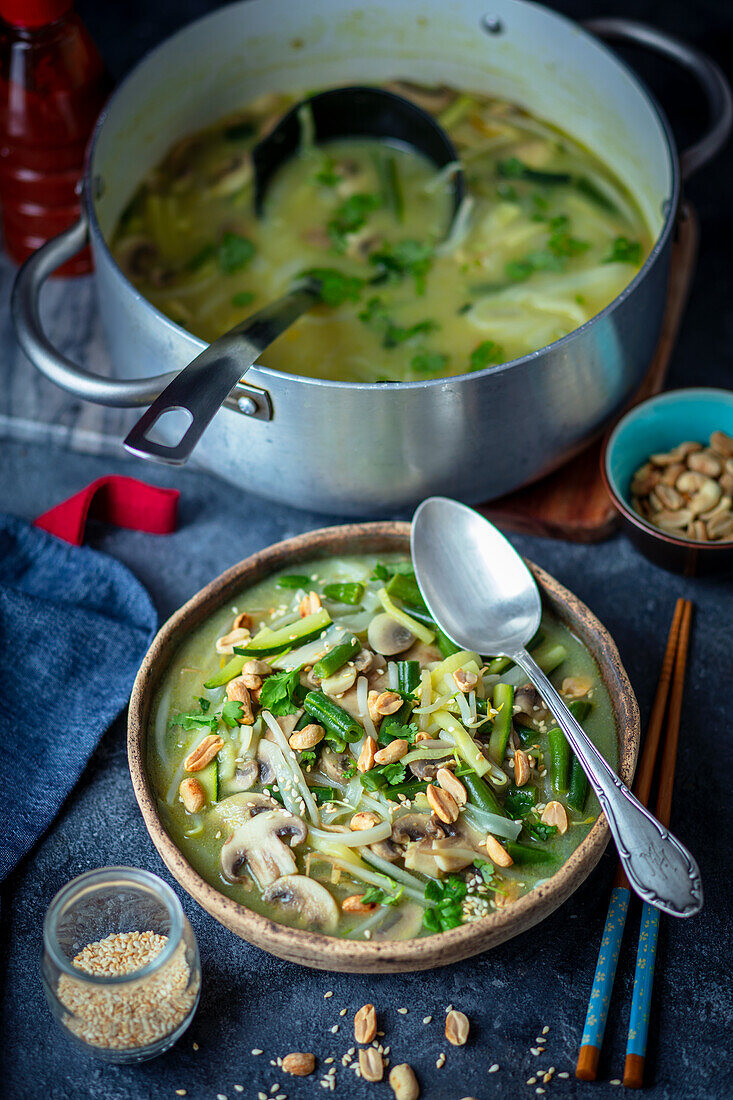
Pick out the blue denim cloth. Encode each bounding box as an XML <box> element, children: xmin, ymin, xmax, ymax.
<box><xmin>0</xmin><ymin>515</ymin><xmax>157</xmax><ymax>881</ymax></box>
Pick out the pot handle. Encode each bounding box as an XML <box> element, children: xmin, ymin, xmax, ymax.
<box><xmin>11</xmin><ymin>207</ymin><xmax>179</xmax><ymax>407</ymax></box>
<box><xmin>584</xmin><ymin>18</ymin><xmax>732</xmax><ymax>179</ymax></box>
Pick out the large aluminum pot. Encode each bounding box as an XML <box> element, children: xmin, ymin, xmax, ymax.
<box><xmin>12</xmin><ymin>1</ymin><xmax>731</xmax><ymax>515</ymax></box>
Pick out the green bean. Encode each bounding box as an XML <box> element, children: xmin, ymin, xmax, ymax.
<box><xmin>303</xmin><ymin>691</ymin><xmax>362</xmax><ymax>744</ymax></box>
<box><xmin>549</xmin><ymin>699</ymin><xmax>592</xmax><ymax>796</ymax></box>
<box><xmin>310</xmin><ymin>785</ymin><xmax>340</xmax><ymax>805</ymax></box>
<box><xmin>485</xmin><ymin>631</ymin><xmax>544</xmax><ymax>675</ymax></box>
<box><xmin>462</xmin><ymin>771</ymin><xmax>506</xmax><ymax>818</ymax></box>
<box><xmin>397</xmin><ymin>660</ymin><xmax>421</xmax><ymax>694</ymax></box>
<box><xmin>532</xmin><ymin>639</ymin><xmax>567</xmax><ymax>674</ymax></box>
<box><xmin>505</xmin><ymin>840</ymin><xmax>557</xmax><ymax>865</ymax></box>
<box><xmin>488</xmin><ymin>682</ymin><xmax>514</xmax><ymax>762</ymax></box>
<box><xmin>312</xmin><ymin>635</ymin><xmax>360</xmax><ymax>679</ymax></box>
<box><xmin>276</xmin><ymin>574</ymin><xmax>310</xmax><ymax>589</ymax></box>
<box><xmin>322</xmin><ymin>582</ymin><xmax>364</xmax><ymax>605</ymax></box>
<box><xmin>386</xmin><ymin>571</ymin><xmax>425</xmax><ymax>608</ymax></box>
<box><xmin>568</xmin><ymin>756</ymin><xmax>589</xmax><ymax>811</ymax></box>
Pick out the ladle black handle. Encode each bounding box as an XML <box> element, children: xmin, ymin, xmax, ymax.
<box><xmin>123</xmin><ymin>285</ymin><xmax>318</xmax><ymax>465</ymax></box>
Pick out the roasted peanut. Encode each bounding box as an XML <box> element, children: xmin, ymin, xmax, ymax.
<box><xmin>179</xmin><ymin>777</ymin><xmax>205</xmax><ymax>812</ymax></box>
<box><xmin>354</xmin><ymin>1003</ymin><xmax>377</xmax><ymax>1044</ymax></box>
<box><xmin>453</xmin><ymin>667</ymin><xmax>478</xmax><ymax>693</ymax></box>
<box><xmin>374</xmin><ymin>690</ymin><xmax>403</xmax><ymax>716</ymax></box>
<box><xmin>226</xmin><ymin>677</ymin><xmax>254</xmax><ymax>723</ymax></box>
<box><xmin>357</xmin><ymin>736</ymin><xmax>377</xmax><ymax>773</ymax></box>
<box><xmin>359</xmin><ymin>1048</ymin><xmax>384</xmax><ymax>1082</ymax></box>
<box><xmin>389</xmin><ymin>1064</ymin><xmax>420</xmax><ymax>1100</ymax></box>
<box><xmin>445</xmin><ymin>1009</ymin><xmax>470</xmax><ymax>1046</ymax></box>
<box><xmin>282</xmin><ymin>1052</ymin><xmax>315</xmax><ymax>1076</ymax></box>
<box><xmin>426</xmin><ymin>783</ymin><xmax>459</xmax><ymax>824</ymax></box>
<box><xmin>350</xmin><ymin>811</ymin><xmax>381</xmax><ymax>830</ymax></box>
<box><xmin>242</xmin><ymin>659</ymin><xmax>273</xmax><ymax>677</ymax></box>
<box><xmin>183</xmin><ymin>735</ymin><xmax>224</xmax><ymax>772</ymax></box>
<box><xmin>289</xmin><ymin>723</ymin><xmax>325</xmax><ymax>751</ymax></box>
<box><xmin>232</xmin><ymin>611</ymin><xmax>252</xmax><ymax>631</ymax></box>
<box><xmin>374</xmin><ymin>738</ymin><xmax>409</xmax><ymax>765</ymax></box>
<box><xmin>299</xmin><ymin>591</ymin><xmax>321</xmax><ymax>617</ymax></box>
<box><xmin>436</xmin><ymin>767</ymin><xmax>467</xmax><ymax>805</ymax></box>
<box><xmin>486</xmin><ymin>834</ymin><xmax>513</xmax><ymax>867</ymax></box>
<box><xmin>342</xmin><ymin>894</ymin><xmax>376</xmax><ymax>913</ymax></box>
<box><xmin>541</xmin><ymin>800</ymin><xmax>569</xmax><ymax>834</ymax></box>
<box><xmin>514</xmin><ymin>749</ymin><xmax>531</xmax><ymax>786</ymax></box>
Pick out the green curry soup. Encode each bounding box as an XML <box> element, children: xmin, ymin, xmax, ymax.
<box><xmin>148</xmin><ymin>553</ymin><xmax>618</xmax><ymax>941</ymax></box>
<box><xmin>113</xmin><ymin>83</ymin><xmax>652</xmax><ymax>384</ymax></box>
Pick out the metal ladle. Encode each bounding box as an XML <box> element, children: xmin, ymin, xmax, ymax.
<box><xmin>124</xmin><ymin>86</ymin><xmax>464</xmax><ymax>465</ymax></box>
<box><xmin>411</xmin><ymin>496</ymin><xmax>703</xmax><ymax>918</ymax></box>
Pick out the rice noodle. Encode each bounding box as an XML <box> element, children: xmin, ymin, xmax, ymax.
<box><xmin>423</xmin><ymin>159</ymin><xmax>461</xmax><ymax>194</ymax></box>
<box><xmin>308</xmin><ymin>820</ymin><xmax>392</xmax><ymax>847</ymax></box>
<box><xmin>413</xmin><ymin>691</ymin><xmax>457</xmax><ymax>715</ymax></box>
<box><xmin>435</xmin><ymin>194</ymin><xmax>474</xmax><ymax>255</ymax></box>
<box><xmin>463</xmin><ymin>804</ymin><xmax>522</xmax><ymax>841</ymax></box>
<box><xmin>262</xmin><ymin>711</ymin><xmax>320</xmax><ymax>825</ymax></box>
<box><xmin>419</xmin><ymin>669</ymin><xmax>432</xmax><ymax>710</ymax></box>
<box><xmin>356</xmin><ymin>675</ymin><xmax>378</xmax><ymax>740</ymax></box>
<box><xmin>317</xmin><ymin>852</ymin><xmax>427</xmax><ymax>906</ymax></box>
<box><xmin>456</xmin><ymin>689</ymin><xmax>472</xmax><ymax>725</ymax></box>
<box><xmin>387</xmin><ymin>662</ymin><xmax>398</xmax><ymax>690</ymax></box>
<box><xmin>362</xmin><ymin>850</ymin><xmax>430</xmax><ymax>895</ymax></box>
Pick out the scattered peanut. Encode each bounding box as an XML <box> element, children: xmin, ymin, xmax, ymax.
<box><xmin>288</xmin><ymin>723</ymin><xmax>325</xmax><ymax>751</ymax></box>
<box><xmin>486</xmin><ymin>834</ymin><xmax>513</xmax><ymax>867</ymax></box>
<box><xmin>445</xmin><ymin>1009</ymin><xmax>470</xmax><ymax>1046</ymax></box>
<box><xmin>359</xmin><ymin>1047</ymin><xmax>384</xmax><ymax>1082</ymax></box>
<box><xmin>374</xmin><ymin>690</ymin><xmax>403</xmax><ymax>716</ymax></box>
<box><xmin>342</xmin><ymin>894</ymin><xmax>376</xmax><ymax>913</ymax></box>
<box><xmin>541</xmin><ymin>800</ymin><xmax>569</xmax><ymax>834</ymax></box>
<box><xmin>426</xmin><ymin>783</ymin><xmax>460</xmax><ymax>824</ymax></box>
<box><xmin>354</xmin><ymin>1003</ymin><xmax>377</xmax><ymax>1044</ymax></box>
<box><xmin>436</xmin><ymin>767</ymin><xmax>467</xmax><ymax>805</ymax></box>
<box><xmin>374</xmin><ymin>739</ymin><xmax>409</xmax><ymax>765</ymax></box>
<box><xmin>389</xmin><ymin>1063</ymin><xmax>420</xmax><ymax>1100</ymax></box>
<box><xmin>453</xmin><ymin>668</ymin><xmax>478</xmax><ymax>693</ymax></box>
<box><xmin>179</xmin><ymin>777</ymin><xmax>205</xmax><ymax>812</ymax></box>
<box><xmin>216</xmin><ymin>626</ymin><xmax>250</xmax><ymax>654</ymax></box>
<box><xmin>299</xmin><ymin>590</ymin><xmax>322</xmax><ymax>617</ymax></box>
<box><xmin>560</xmin><ymin>675</ymin><xmax>593</xmax><ymax>699</ymax></box>
<box><xmin>282</xmin><ymin>1052</ymin><xmax>315</xmax><ymax>1076</ymax></box>
<box><xmin>232</xmin><ymin>611</ymin><xmax>252</xmax><ymax>631</ymax></box>
<box><xmin>242</xmin><ymin>659</ymin><xmax>273</xmax><ymax>677</ymax></box>
<box><xmin>225</xmin><ymin>677</ymin><xmax>254</xmax><ymax>723</ymax></box>
<box><xmin>514</xmin><ymin>749</ymin><xmax>531</xmax><ymax>787</ymax></box>
<box><xmin>350</xmin><ymin>811</ymin><xmax>381</xmax><ymax>831</ymax></box>
<box><xmin>357</xmin><ymin>736</ymin><xmax>377</xmax><ymax>773</ymax></box>
<box><xmin>183</xmin><ymin>735</ymin><xmax>224</xmax><ymax>772</ymax></box>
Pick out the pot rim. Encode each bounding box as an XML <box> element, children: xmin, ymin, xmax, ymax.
<box><xmin>127</xmin><ymin>521</ymin><xmax>640</xmax><ymax>971</ymax></box>
<box><xmin>601</xmin><ymin>386</ymin><xmax>733</xmax><ymax>552</ymax></box>
<box><xmin>84</xmin><ymin>0</ymin><xmax>680</xmax><ymax>393</ymax></box>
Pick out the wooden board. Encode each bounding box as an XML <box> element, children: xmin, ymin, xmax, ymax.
<box><xmin>480</xmin><ymin>204</ymin><xmax>699</xmax><ymax>542</ymax></box>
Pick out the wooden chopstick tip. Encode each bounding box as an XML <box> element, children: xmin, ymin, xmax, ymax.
<box><xmin>623</xmin><ymin>1052</ymin><xmax>645</xmax><ymax>1089</ymax></box>
<box><xmin>576</xmin><ymin>1044</ymin><xmax>600</xmax><ymax>1081</ymax></box>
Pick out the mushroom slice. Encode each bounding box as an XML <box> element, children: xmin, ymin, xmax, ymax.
<box><xmin>213</xmin><ymin>792</ymin><xmax>278</xmax><ymax>828</ymax></box>
<box><xmin>319</xmin><ymin>746</ymin><xmax>357</xmax><ymax>783</ymax></box>
<box><xmin>391</xmin><ymin>813</ymin><xmax>445</xmax><ymax>845</ymax></box>
<box><xmin>368</xmin><ymin>840</ymin><xmax>401</xmax><ymax>863</ymax></box>
<box><xmin>220</xmin><ymin>809</ymin><xmax>307</xmax><ymax>888</ymax></box>
<box><xmin>514</xmin><ymin>683</ymin><xmax>551</xmax><ymax>725</ymax></box>
<box><xmin>262</xmin><ymin>874</ymin><xmax>339</xmax><ymax>934</ymax></box>
<box><xmin>403</xmin><ymin>837</ymin><xmax>477</xmax><ymax>876</ymax></box>
<box><xmin>229</xmin><ymin>758</ymin><xmax>259</xmax><ymax>792</ymax></box>
<box><xmin>367</xmin><ymin>612</ymin><xmax>415</xmax><ymax>656</ymax></box>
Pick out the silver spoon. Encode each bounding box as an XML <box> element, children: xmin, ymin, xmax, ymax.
<box><xmin>123</xmin><ymin>86</ymin><xmax>464</xmax><ymax>465</ymax></box>
<box><xmin>411</xmin><ymin>496</ymin><xmax>703</xmax><ymax>918</ymax></box>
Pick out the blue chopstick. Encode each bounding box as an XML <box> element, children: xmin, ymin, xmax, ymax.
<box><xmin>576</xmin><ymin>884</ymin><xmax>631</xmax><ymax>1079</ymax></box>
<box><xmin>625</xmin><ymin>903</ymin><xmax>661</xmax><ymax>1061</ymax></box>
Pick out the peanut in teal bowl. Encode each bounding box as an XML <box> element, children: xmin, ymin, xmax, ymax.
<box><xmin>601</xmin><ymin>388</ymin><xmax>733</xmax><ymax>576</ymax></box>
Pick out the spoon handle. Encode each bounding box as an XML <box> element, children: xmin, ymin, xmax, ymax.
<box><xmin>513</xmin><ymin>650</ymin><xmax>703</xmax><ymax>918</ymax></box>
<box><xmin>124</xmin><ymin>285</ymin><xmax>318</xmax><ymax>465</ymax></box>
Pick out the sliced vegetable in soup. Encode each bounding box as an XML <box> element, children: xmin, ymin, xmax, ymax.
<box><xmin>112</xmin><ymin>83</ymin><xmax>652</xmax><ymax>383</ymax></box>
<box><xmin>148</xmin><ymin>553</ymin><xmax>618</xmax><ymax>940</ymax></box>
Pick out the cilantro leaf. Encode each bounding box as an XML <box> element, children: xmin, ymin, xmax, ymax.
<box><xmin>378</xmin><ymin>719</ymin><xmax>418</xmax><ymax>747</ymax></box>
<box><xmin>381</xmin><ymin>762</ymin><xmax>406</xmax><ymax>786</ymax></box>
<box><xmin>197</xmin><ymin>697</ymin><xmax>211</xmax><ymax>713</ymax></box>
<box><xmin>526</xmin><ymin>821</ymin><xmax>558</xmax><ymax>842</ymax></box>
<box><xmin>301</xmin><ymin>267</ymin><xmax>365</xmax><ymax>307</ymax></box>
<box><xmin>360</xmin><ymin>884</ymin><xmax>404</xmax><ymax>907</ymax></box>
<box><xmin>604</xmin><ymin>236</ymin><xmax>642</xmax><ymax>264</ymax></box>
<box><xmin>411</xmin><ymin>351</ymin><xmax>449</xmax><ymax>374</ymax></box>
<box><xmin>359</xmin><ymin>295</ymin><xmax>438</xmax><ymax>348</ymax></box>
<box><xmin>328</xmin><ymin>192</ymin><xmax>381</xmax><ymax>251</ymax></box>
<box><xmin>217</xmin><ymin>232</ymin><xmax>256</xmax><ymax>274</ymax></box>
<box><xmin>503</xmin><ymin>786</ymin><xmax>537</xmax><ymax>819</ymax></box>
<box><xmin>422</xmin><ymin>875</ymin><xmax>467</xmax><ymax>933</ymax></box>
<box><xmin>168</xmin><ymin>709</ymin><xmax>217</xmax><ymax>732</ymax></box>
<box><xmin>221</xmin><ymin>699</ymin><xmax>244</xmax><ymax>728</ymax></box>
<box><xmin>259</xmin><ymin>666</ymin><xmax>302</xmax><ymax>716</ymax></box>
<box><xmin>469</xmin><ymin>340</ymin><xmax>504</xmax><ymax>372</ymax></box>
<box><xmin>370</xmin><ymin>239</ymin><xmax>434</xmax><ymax>293</ymax></box>
<box><xmin>299</xmin><ymin>749</ymin><xmax>317</xmax><ymax>767</ymax></box>
<box><xmin>473</xmin><ymin>859</ymin><xmax>495</xmax><ymax>885</ymax></box>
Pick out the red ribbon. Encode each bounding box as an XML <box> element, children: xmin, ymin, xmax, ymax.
<box><xmin>34</xmin><ymin>476</ymin><xmax>179</xmax><ymax>546</ymax></box>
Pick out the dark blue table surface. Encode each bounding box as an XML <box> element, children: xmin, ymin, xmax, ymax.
<box><xmin>2</xmin><ymin>2</ymin><xmax>732</xmax><ymax>1097</ymax></box>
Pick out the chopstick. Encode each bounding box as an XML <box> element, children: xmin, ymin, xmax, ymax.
<box><xmin>623</xmin><ymin>599</ymin><xmax>693</xmax><ymax>1089</ymax></box>
<box><xmin>576</xmin><ymin>598</ymin><xmax>688</xmax><ymax>1082</ymax></box>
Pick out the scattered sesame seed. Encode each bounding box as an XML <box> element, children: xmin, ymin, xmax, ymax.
<box><xmin>339</xmin><ymin>1008</ymin><xmax>347</xmax><ymax>1017</ymax></box>
<box><xmin>489</xmin><ymin>1063</ymin><xmax>500</xmax><ymax>1073</ymax></box>
<box><xmin>192</xmin><ymin>1042</ymin><xmax>199</xmax><ymax>1051</ymax></box>
<box><xmin>217</xmin><ymin>1094</ymin><xmax>227</xmax><ymax>1100</ymax></box>
<box><xmin>325</xmin><ymin>1057</ymin><xmax>334</xmax><ymax>1064</ymax></box>
<box><xmin>527</xmin><ymin>1078</ymin><xmax>537</xmax><ymax>1086</ymax></box>
<box><xmin>363</xmin><ymin>930</ymin><xmax>372</xmax><ymax>940</ymax></box>
<box><xmin>536</xmin><ymin>1090</ymin><xmax>545</xmax><ymax>1096</ymax></box>
<box><xmin>270</xmin><ymin>1087</ymin><xmax>279</xmax><ymax>1095</ymax></box>
<box><xmin>543</xmin><ymin>1073</ymin><xmax>552</xmax><ymax>1083</ymax></box>
<box><xmin>324</xmin><ymin>991</ymin><xmax>333</xmax><ymax>998</ymax></box>
<box><xmin>423</xmin><ymin>1016</ymin><xmax>432</xmax><ymax>1024</ymax></box>
<box><xmin>611</xmin><ymin>1080</ymin><xmax>622</xmax><ymax>1086</ymax></box>
<box><xmin>446</xmin><ymin>1004</ymin><xmax>453</xmax><ymax>1012</ymax></box>
<box><xmin>175</xmin><ymin>1092</ymin><xmax>186</xmax><ymax>1097</ymax></box>
<box><xmin>542</xmin><ymin>1026</ymin><xmax>550</xmax><ymax>1035</ymax></box>
<box><xmin>548</xmin><ymin>1066</ymin><xmax>555</xmax><ymax>1074</ymax></box>
<box><xmin>258</xmin><ymin>1093</ymin><xmax>267</xmax><ymax>1100</ymax></box>
<box><xmin>558</xmin><ymin>1071</ymin><xmax>570</xmax><ymax>1078</ymax></box>
<box><xmin>330</xmin><ymin>1025</ymin><xmax>339</xmax><ymax>1034</ymax></box>
<box><xmin>252</xmin><ymin>1048</ymin><xmax>263</xmax><ymax>1055</ymax></box>
<box><xmin>397</xmin><ymin>1008</ymin><xmax>408</xmax><ymax>1015</ymax></box>
<box><xmin>531</xmin><ymin>1047</ymin><xmax>541</xmax><ymax>1056</ymax></box>
<box><xmin>234</xmin><ymin>1088</ymin><xmax>244</xmax><ymax>1094</ymax></box>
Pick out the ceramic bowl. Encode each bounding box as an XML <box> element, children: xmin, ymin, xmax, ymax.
<box><xmin>128</xmin><ymin>522</ymin><xmax>639</xmax><ymax>973</ymax></box>
<box><xmin>602</xmin><ymin>387</ymin><xmax>733</xmax><ymax>576</ymax></box>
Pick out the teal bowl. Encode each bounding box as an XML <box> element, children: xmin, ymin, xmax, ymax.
<box><xmin>601</xmin><ymin>388</ymin><xmax>733</xmax><ymax>576</ymax></box>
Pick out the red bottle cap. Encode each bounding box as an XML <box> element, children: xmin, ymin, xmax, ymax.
<box><xmin>0</xmin><ymin>0</ymin><xmax>73</xmax><ymax>28</ymax></box>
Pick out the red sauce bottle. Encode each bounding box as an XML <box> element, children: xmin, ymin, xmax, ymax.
<box><xmin>0</xmin><ymin>0</ymin><xmax>110</xmax><ymax>274</ymax></box>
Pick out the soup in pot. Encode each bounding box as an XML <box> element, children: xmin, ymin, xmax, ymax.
<box><xmin>148</xmin><ymin>553</ymin><xmax>618</xmax><ymax>941</ymax></box>
<box><xmin>112</xmin><ymin>83</ymin><xmax>652</xmax><ymax>383</ymax></box>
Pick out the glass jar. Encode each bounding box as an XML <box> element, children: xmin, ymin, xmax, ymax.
<box><xmin>42</xmin><ymin>867</ymin><xmax>201</xmax><ymax>1062</ymax></box>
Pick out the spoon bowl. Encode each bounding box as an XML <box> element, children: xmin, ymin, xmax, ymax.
<box><xmin>412</xmin><ymin>496</ymin><xmax>703</xmax><ymax>919</ymax></box>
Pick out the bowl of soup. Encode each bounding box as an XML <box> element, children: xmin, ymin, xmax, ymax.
<box><xmin>128</xmin><ymin>522</ymin><xmax>639</xmax><ymax>972</ymax></box>
<box><xmin>13</xmin><ymin>0</ymin><xmax>729</xmax><ymax>513</ymax></box>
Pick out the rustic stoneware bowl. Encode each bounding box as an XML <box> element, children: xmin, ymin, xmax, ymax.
<box><xmin>128</xmin><ymin>522</ymin><xmax>639</xmax><ymax>973</ymax></box>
